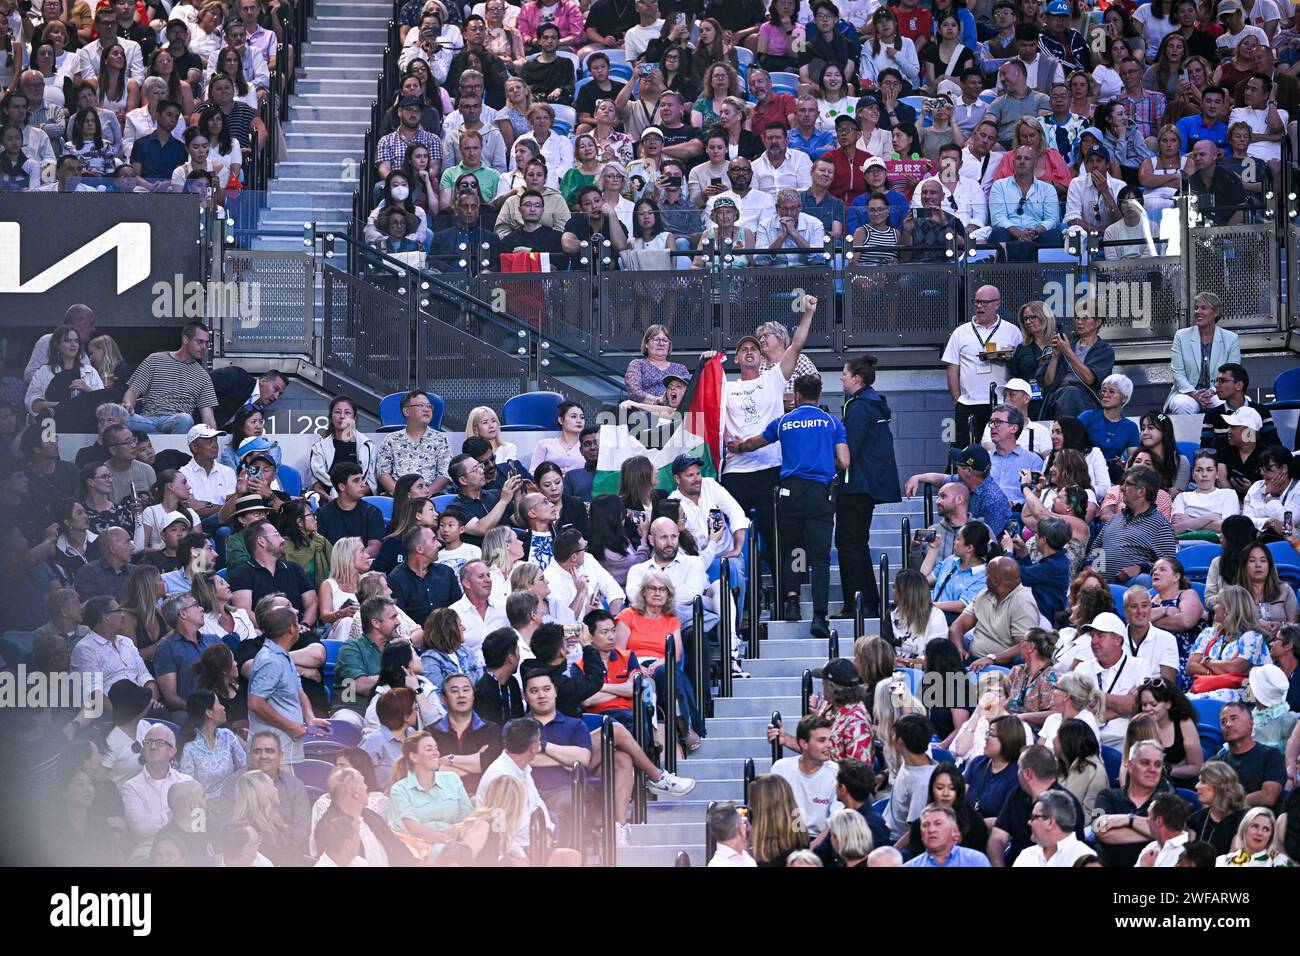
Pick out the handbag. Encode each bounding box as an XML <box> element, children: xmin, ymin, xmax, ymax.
<box><xmin>1190</xmin><ymin>672</ymin><xmax>1247</xmax><ymax>694</ymax></box>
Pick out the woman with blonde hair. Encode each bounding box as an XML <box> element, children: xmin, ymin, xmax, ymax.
<box><xmin>386</xmin><ymin>731</ymin><xmax>472</xmax><ymax>862</ymax></box>
<box><xmin>1216</xmin><ymin>808</ymin><xmax>1292</xmax><ymax>866</ymax></box>
<box><xmin>950</xmin><ymin>670</ymin><xmax>1020</xmax><ymax>764</ymax></box>
<box><xmin>892</xmin><ymin>569</ymin><xmax>949</xmax><ymax>664</ymax></box>
<box><xmin>854</xmin><ymin>635</ymin><xmax>896</xmax><ymax>693</ymax></box>
<box><xmin>826</xmin><ymin>807</ymin><xmax>874</xmax><ymax>867</ymax></box>
<box><xmin>231</xmin><ymin>767</ymin><xmax>301</xmax><ymax>866</ymax></box>
<box><xmin>1117</xmin><ymin>713</ymin><xmax>1162</xmax><ymax>786</ymax></box>
<box><xmin>874</xmin><ymin>674</ymin><xmax>925</xmax><ymax>777</ymax></box>
<box><xmin>755</xmin><ymin>320</ymin><xmax>819</xmax><ymax>403</ymax></box>
<box><xmin>991</xmin><ymin>118</ymin><xmax>1072</xmax><ymax>196</ymax></box>
<box><xmin>715</xmin><ymin>95</ymin><xmax>762</xmax><ymax>161</ymax></box>
<box><xmin>482</xmin><ymin>525</ymin><xmax>525</xmax><ymax>604</ymax></box>
<box><xmin>1186</xmin><ymin>585</ymin><xmax>1269</xmax><ymax>702</ymax></box>
<box><xmin>509</xmin><ymin>560</ymin><xmax>566</xmax><ymax>623</ymax></box>
<box><xmin>624</xmin><ymin>324</ymin><xmax>690</xmax><ymax>404</ymax></box>
<box><xmin>318</xmin><ymin>537</ymin><xmax>372</xmax><ymax>640</ymax></box>
<box><xmin>458</xmin><ymin>773</ymin><xmax>528</xmax><ymax>863</ymax></box>
<box><xmin>1007</xmin><ymin>300</ymin><xmax>1057</xmax><ymax>398</ymax></box>
<box><xmin>465</xmin><ymin>405</ymin><xmax>519</xmax><ymax>464</ymax></box>
<box><xmin>1036</xmin><ymin>670</ymin><xmax>1105</xmax><ymax>748</ymax></box>
<box><xmin>86</xmin><ymin>333</ymin><xmax>129</xmax><ymax>397</ymax></box>
<box><xmin>192</xmin><ymin>570</ymin><xmax>257</xmax><ymax>644</ymax></box>
<box><xmin>1187</xmin><ymin>761</ymin><xmax>1248</xmax><ymax>855</ymax></box>
<box><xmin>419</xmin><ymin>606</ymin><xmax>480</xmax><ymax>692</ymax></box>
<box><xmin>119</xmin><ymin>564</ymin><xmax>166</xmax><ymax>664</ymax></box>
<box><xmin>748</xmin><ymin>773</ymin><xmax>810</xmax><ymax>867</ymax></box>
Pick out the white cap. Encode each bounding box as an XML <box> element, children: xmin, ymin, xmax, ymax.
<box><xmin>187</xmin><ymin>424</ymin><xmax>227</xmax><ymax>444</ymax></box>
<box><xmin>1003</xmin><ymin>378</ymin><xmax>1033</xmax><ymax>395</ymax></box>
<box><xmin>1221</xmin><ymin>407</ymin><xmax>1263</xmax><ymax>432</ymax></box>
<box><xmin>161</xmin><ymin>510</ymin><xmax>193</xmax><ymax>530</ymax></box>
<box><xmin>1079</xmin><ymin>611</ymin><xmax>1128</xmax><ymax>640</ymax></box>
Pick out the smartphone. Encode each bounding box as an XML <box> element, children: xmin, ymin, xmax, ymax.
<box><xmin>248</xmin><ymin>464</ymin><xmax>264</xmax><ymax>484</ymax></box>
<box><xmin>915</xmin><ymin>529</ymin><xmax>937</xmax><ymax>544</ymax></box>
<box><xmin>710</xmin><ymin>176</ymin><xmax>722</xmax><ymax>187</ymax></box>
<box><xmin>341</xmin><ymin>598</ymin><xmax>357</xmax><ymax>608</ymax></box>
<box><xmin>663</xmin><ymin>175</ymin><xmax>682</xmax><ymax>188</ymax></box>
<box><xmin>709</xmin><ymin>508</ymin><xmax>724</xmax><ymax>532</ymax></box>
<box><xmin>736</xmin><ymin>805</ymin><xmax>750</xmax><ymax>821</ymax></box>
<box><xmin>562</xmin><ymin>623</ymin><xmax>582</xmax><ymax>643</ymax></box>
<box><xmin>1285</xmin><ymin>511</ymin><xmax>1294</xmax><ymax>536</ymax></box>
<box><xmin>1030</xmin><ymin>471</ymin><xmax>1043</xmax><ymax>484</ymax></box>
<box><xmin>675</xmin><ymin>11</ymin><xmax>686</xmax><ymax>25</ymax></box>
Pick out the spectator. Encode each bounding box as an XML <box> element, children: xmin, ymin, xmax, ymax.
<box><xmin>987</xmin><ymin>743</ymin><xmax>1088</xmax><ymax>864</ymax></box>
<box><xmin>374</xmin><ymin>391</ymin><xmax>451</xmax><ymax>496</ymax></box>
<box><xmin>315</xmin><ymin>464</ymin><xmax>385</xmax><ymax>557</ymax></box>
<box><xmin>121</xmin><ymin>322</ymin><xmax>216</xmax><ymax>434</ymax></box>
<box><xmin>964</xmin><ymin>713</ymin><xmax>1027</xmax><ymax>823</ymax></box>
<box><xmin>473</xmin><ymin>627</ymin><xmax>525</xmax><ymax>725</ymax></box>
<box><xmin>624</xmin><ymin>324</ymin><xmax>689</xmax><ymax>404</ymax></box>
<box><xmin>903</xmin><ymin>803</ymin><xmax>992</xmax><ymax>866</ymax></box>
<box><xmin>1209</xmin><ymin>701</ymin><xmax>1286</xmax><ymax>806</ymax></box>
<box><xmin>1242</xmin><ymin>447</ymin><xmax>1300</xmax><ymax>539</ymax></box>
<box><xmin>986</xmin><ymin>59</ymin><xmax>1051</xmax><ymax>149</ymax></box>
<box><xmin>73</xmin><ymin>525</ymin><xmax>136</xmax><ymax>601</ymax></box>
<box><xmin>955</xmin><ymin>556</ymin><xmax>1043</xmax><ymax>668</ymax></box>
<box><xmin>228</xmin><ymin>520</ymin><xmax>318</xmax><ymax>626</ymax></box>
<box><xmin>120</xmin><ymin>723</ymin><xmax>194</xmax><ymax>848</ymax></box>
<box><xmin>1090</xmin><ymin>465</ymin><xmax>1176</xmax><ymax>585</ymax></box>
<box><xmin>153</xmin><ymin>592</ymin><xmax>218</xmax><ymax>713</ymax></box>
<box><xmin>1093</xmin><ymin>739</ymin><xmax>1174</xmax><ymax>867</ymax></box>
<box><xmin>1012</xmin><ymin>788</ymin><xmax>1092</xmax><ymax>865</ymax></box>
<box><xmin>1184</xmin><ymin>136</ymin><xmax>1248</xmax><ymax>225</ymax></box>
<box><xmin>1216</xmin><ymin>806</ymin><xmax>1292</xmax><ymax>866</ymax></box>
<box><xmin>387</xmin><ymin>526</ymin><xmax>462</xmax><ymax>624</ymax></box>
<box><xmin>1136</xmin><ymin>791</ymin><xmax>1194</xmax><ymax>866</ymax></box>
<box><xmin>72</xmin><ymin>599</ymin><xmax>158</xmax><ymax>708</ymax></box>
<box><xmin>1187</xmin><ymin>585</ymin><xmax>1271</xmax><ymax>702</ymax></box>
<box><xmin>988</xmin><ymin>145</ymin><xmax>1062</xmax><ymax>261</ymax></box>
<box><xmin>1055</xmin><ymin>715</ymin><xmax>1108</xmax><ymax>815</ymax></box>
<box><xmin>706</xmin><ymin>801</ymin><xmax>756</xmax><ymax>867</ymax></box>
<box><xmin>177</xmin><ymin>689</ymin><xmax>246</xmax><ymax>797</ymax></box>
<box><xmin>754</xmin><ymin>187</ymin><xmax>827</xmax><ymax>266</ymax></box>
<box><xmin>747</xmin><ymin>772</ymin><xmax>812</xmax><ymax>867</ymax></box>
<box><xmin>1070</xmin><ymin>610</ymin><xmax>1157</xmax><ymax>746</ymax></box>
<box><xmin>1227</xmin><ymin>72</ymin><xmax>1287</xmax><ymax>176</ymax></box>
<box><xmin>1187</xmin><ymin>760</ymin><xmax>1249</xmax><ymax>854</ymax></box>
<box><xmin>561</xmin><ymin>427</ymin><xmax>600</xmax><ymax>503</ymax></box>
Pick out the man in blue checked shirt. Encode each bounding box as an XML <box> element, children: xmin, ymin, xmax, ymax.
<box><xmin>728</xmin><ymin>345</ymin><xmax>847</xmax><ymax>641</ymax></box>
<box><xmin>988</xmin><ymin>146</ymin><xmax>1062</xmax><ymax>262</ymax></box>
<box><xmin>904</xmin><ymin>803</ymin><xmax>992</xmax><ymax>866</ymax></box>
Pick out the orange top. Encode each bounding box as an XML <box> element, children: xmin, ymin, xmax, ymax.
<box><xmin>615</xmin><ymin>608</ymin><xmax>680</xmax><ymax>664</ymax></box>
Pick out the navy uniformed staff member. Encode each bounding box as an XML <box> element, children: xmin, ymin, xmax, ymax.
<box><xmin>940</xmin><ymin>284</ymin><xmax>1022</xmax><ymax>451</ymax></box>
<box><xmin>728</xmin><ymin>364</ymin><xmax>849</xmax><ymax>642</ymax></box>
<box><xmin>714</xmin><ymin>292</ymin><xmax>820</xmax><ymax>593</ymax></box>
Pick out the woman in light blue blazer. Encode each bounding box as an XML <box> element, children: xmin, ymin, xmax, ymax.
<box><xmin>1164</xmin><ymin>292</ymin><xmax>1241</xmax><ymax>414</ymax></box>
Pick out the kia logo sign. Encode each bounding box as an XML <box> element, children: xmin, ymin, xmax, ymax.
<box><xmin>0</xmin><ymin>193</ymin><xmax>200</xmax><ymax>327</ymax></box>
<box><xmin>0</xmin><ymin>222</ymin><xmax>152</xmax><ymax>294</ymax></box>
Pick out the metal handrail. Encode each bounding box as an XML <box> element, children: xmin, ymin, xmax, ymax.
<box><xmin>674</xmin><ymin>851</ymin><xmax>692</xmax><ymax>866</ymax></box>
<box><xmin>600</xmin><ymin>716</ymin><xmax>617</xmax><ymax>867</ymax></box>
<box><xmin>718</xmin><ymin>558</ymin><xmax>734</xmax><ymax>699</ymax></box>
<box><xmin>770</xmin><ymin>710</ymin><xmax>782</xmax><ymax>763</ymax></box>
<box><xmin>663</xmin><ymin>636</ymin><xmax>678</xmax><ymax>775</ymax></box>
<box><xmin>570</xmin><ymin>761</ymin><xmax>586</xmax><ymax>854</ymax></box>
<box><xmin>631</xmin><ymin>673</ymin><xmax>649</xmax><ymax>825</ymax></box>
<box><xmin>828</xmin><ymin>628</ymin><xmax>839</xmax><ymax>659</ymax></box>
<box><xmin>900</xmin><ymin>517</ymin><xmax>911</xmax><ymax>571</ymax></box>
<box><xmin>690</xmin><ymin>596</ymin><xmax>707</xmax><ymax>720</ymax></box>
<box><xmin>742</xmin><ymin>757</ymin><xmax>755</xmax><ymax>805</ymax></box>
<box><xmin>879</xmin><ymin>553</ymin><xmax>894</xmax><ymax>646</ymax></box>
<box><xmin>923</xmin><ymin>483</ymin><xmax>934</xmax><ymax>527</ymax></box>
<box><xmin>746</xmin><ymin>510</ymin><xmax>762</xmax><ymax>659</ymax></box>
<box><xmin>528</xmin><ymin>807</ymin><xmax>548</xmax><ymax>867</ymax></box>
<box><xmin>800</xmin><ymin>669</ymin><xmax>813</xmax><ymax>716</ymax></box>
<box><xmin>854</xmin><ymin>591</ymin><xmax>865</xmax><ymax>642</ymax></box>
<box><xmin>704</xmin><ymin>799</ymin><xmax>717</xmax><ymax>861</ymax></box>
<box><xmin>771</xmin><ymin>486</ymin><xmax>784</xmax><ymax>616</ymax></box>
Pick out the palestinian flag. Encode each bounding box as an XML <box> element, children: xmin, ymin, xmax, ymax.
<box><xmin>592</xmin><ymin>353</ymin><xmax>725</xmax><ymax>495</ymax></box>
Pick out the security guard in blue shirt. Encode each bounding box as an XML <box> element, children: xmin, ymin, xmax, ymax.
<box><xmin>729</xmin><ymin>370</ymin><xmax>848</xmax><ymax>640</ymax></box>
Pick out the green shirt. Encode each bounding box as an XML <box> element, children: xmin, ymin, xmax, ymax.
<box><xmin>387</xmin><ymin>769</ymin><xmax>471</xmax><ymax>836</ymax></box>
<box><xmin>283</xmin><ymin>533</ymin><xmax>332</xmax><ymax>588</ymax></box>
<box><xmin>335</xmin><ymin>633</ymin><xmax>383</xmax><ymax>703</ymax></box>
<box><xmin>439</xmin><ymin>163</ymin><xmax>501</xmax><ymax>200</ymax></box>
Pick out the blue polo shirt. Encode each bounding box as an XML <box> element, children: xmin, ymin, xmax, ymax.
<box><xmin>1078</xmin><ymin>409</ymin><xmax>1140</xmax><ymax>463</ymax></box>
<box><xmin>788</xmin><ymin>126</ymin><xmax>835</xmax><ymax>158</ymax></box>
<box><xmin>130</xmin><ymin>132</ymin><xmax>186</xmax><ymax>181</ymax></box>
<box><xmin>1174</xmin><ymin>115</ymin><xmax>1228</xmax><ymax>154</ymax></box>
<box><xmin>532</xmin><ymin>711</ymin><xmax>592</xmax><ymax>791</ymax></box>
<box><xmin>903</xmin><ymin>845</ymin><xmax>991</xmax><ymax>867</ymax></box>
<box><xmin>990</xmin><ymin>445</ymin><xmax>1044</xmax><ymax>505</ymax></box>
<box><xmin>763</xmin><ymin>403</ymin><xmax>847</xmax><ymax>484</ymax></box>
<box><xmin>153</xmin><ymin>630</ymin><xmax>220</xmax><ymax>700</ymax></box>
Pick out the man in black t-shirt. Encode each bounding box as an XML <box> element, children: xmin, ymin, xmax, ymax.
<box><xmin>315</xmin><ymin>462</ymin><xmax>385</xmax><ymax>555</ymax></box>
<box><xmin>502</xmin><ymin>189</ymin><xmax>570</xmax><ymax>264</ymax></box>
<box><xmin>1185</xmin><ymin>138</ymin><xmax>1249</xmax><ymax>226</ymax></box>
<box><xmin>429</xmin><ymin>674</ymin><xmax>503</xmax><ymax>793</ymax></box>
<box><xmin>1210</xmin><ymin>702</ymin><xmax>1287</xmax><ymax>808</ymax></box>
<box><xmin>988</xmin><ymin>745</ymin><xmax>1086</xmax><ymax>864</ymax></box>
<box><xmin>656</xmin><ymin>91</ymin><xmax>704</xmax><ymax>170</ymax></box>
<box><xmin>1093</xmin><ymin>740</ymin><xmax>1175</xmax><ymax>868</ymax></box>
<box><xmin>573</xmin><ymin>52</ymin><xmax>626</xmax><ymax>128</ymax></box>
<box><xmin>228</xmin><ymin>520</ymin><xmax>319</xmax><ymax>625</ymax></box>
<box><xmin>562</xmin><ymin>185</ymin><xmax>629</xmax><ymax>254</ymax></box>
<box><xmin>164</xmin><ymin>19</ymin><xmax>206</xmax><ymax>89</ymax></box>
<box><xmin>583</xmin><ymin>0</ymin><xmax>642</xmax><ymax>52</ymax></box>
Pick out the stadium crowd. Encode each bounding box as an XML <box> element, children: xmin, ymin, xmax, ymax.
<box><xmin>2</xmin><ymin>0</ymin><xmax>1300</xmax><ymax>872</ymax></box>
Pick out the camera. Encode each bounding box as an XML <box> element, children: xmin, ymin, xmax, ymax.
<box><xmin>1285</xmin><ymin>511</ymin><xmax>1294</xmax><ymax>536</ymax></box>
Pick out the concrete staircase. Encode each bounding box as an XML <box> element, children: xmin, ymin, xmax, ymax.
<box><xmin>617</xmin><ymin>499</ymin><xmax>926</xmax><ymax>867</ymax></box>
<box><xmin>253</xmin><ymin>0</ymin><xmax>392</xmax><ymax>250</ymax></box>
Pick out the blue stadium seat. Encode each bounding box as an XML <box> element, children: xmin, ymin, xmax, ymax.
<box><xmin>931</xmin><ymin>747</ymin><xmax>955</xmax><ymax>764</ymax></box>
<box><xmin>291</xmin><ymin>758</ymin><xmax>336</xmax><ymax>792</ymax></box>
<box><xmin>872</xmin><ymin>797</ymin><xmax>889</xmax><ymax>815</ymax></box>
<box><xmin>502</xmin><ymin>391</ymin><xmax>563</xmax><ymax>431</ymax></box>
<box><xmin>573</xmin><ymin>75</ymin><xmax>593</xmax><ymax>103</ymax></box>
<box><xmin>1269</xmin><ymin>366</ymin><xmax>1300</xmax><ymax>406</ymax></box>
<box><xmin>1100</xmin><ymin>746</ymin><xmax>1122</xmax><ymax>787</ymax></box>
<box><xmin>277</xmin><ymin>464</ymin><xmax>303</xmax><ymax>497</ymax></box>
<box><xmin>600</xmin><ymin>49</ymin><xmax>628</xmax><ymax>69</ymax></box>
<box><xmin>608</xmin><ymin>62</ymin><xmax>632</xmax><ymax>82</ymax></box>
<box><xmin>1192</xmin><ymin>698</ymin><xmax>1225</xmax><ymax>729</ymax></box>
<box><xmin>581</xmin><ymin>714</ymin><xmax>605</xmax><ymax>732</ymax></box>
<box><xmin>898</xmin><ymin>668</ymin><xmax>922</xmax><ymax>696</ymax></box>
<box><xmin>1176</xmin><ymin>543</ymin><xmax>1221</xmax><ymax>582</ymax></box>
<box><xmin>310</xmin><ymin>717</ymin><xmax>364</xmax><ymax>748</ymax></box>
<box><xmin>735</xmin><ymin>46</ymin><xmax>754</xmax><ymax>70</ymax></box>
<box><xmin>1174</xmin><ymin>787</ymin><xmax>1197</xmax><ymax>806</ymax></box>
<box><xmin>1109</xmin><ymin>584</ymin><xmax>1130</xmax><ymax>619</ymax></box>
<box><xmin>432</xmin><ymin>493</ymin><xmax>458</xmax><ymax>512</ymax></box>
<box><xmin>551</xmin><ymin>104</ymin><xmax>577</xmax><ymax>131</ymax></box>
<box><xmin>1199</xmin><ymin>726</ymin><xmax>1224</xmax><ymax>756</ymax></box>
<box><xmin>378</xmin><ymin>392</ymin><xmax>405</xmax><ymax>432</ymax></box>
<box><xmin>769</xmin><ymin>72</ymin><xmax>799</xmax><ymax>95</ymax></box>
<box><xmin>364</xmin><ymin>495</ymin><xmax>394</xmax><ymax>522</ymax></box>
<box><xmin>1267</xmin><ymin>540</ymin><xmax>1300</xmax><ymax>569</ymax></box>
<box><xmin>321</xmin><ymin>639</ymin><xmax>344</xmax><ymax>692</ymax></box>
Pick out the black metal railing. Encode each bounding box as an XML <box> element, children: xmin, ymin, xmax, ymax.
<box><xmin>769</xmin><ymin>710</ymin><xmax>782</xmax><ymax>764</ymax></box>
<box><xmin>742</xmin><ymin>757</ymin><xmax>755</xmax><ymax>805</ymax></box>
<box><xmin>854</xmin><ymin>591</ymin><xmax>866</xmax><ymax>642</ymax></box>
<box><xmin>690</xmin><ymin>596</ymin><xmax>707</xmax><ymax>722</ymax></box>
<box><xmin>570</xmin><ymin>762</ymin><xmax>586</xmax><ymax>854</ymax></box>
<box><xmin>923</xmin><ymin>483</ymin><xmax>935</xmax><ymax>527</ymax></box>
<box><xmin>600</xmin><ymin>716</ymin><xmax>617</xmax><ymax>867</ymax></box>
<box><xmin>900</xmin><ymin>517</ymin><xmax>911</xmax><ymax>571</ymax></box>
<box><xmin>879</xmin><ymin>554</ymin><xmax>893</xmax><ymax>646</ymax></box>
<box><xmin>704</xmin><ymin>800</ymin><xmax>717</xmax><ymax>861</ymax></box>
<box><xmin>718</xmin><ymin>558</ymin><xmax>734</xmax><ymax>699</ymax></box>
<box><xmin>746</xmin><ymin>510</ymin><xmax>762</xmax><ymax>660</ymax></box>
<box><xmin>828</xmin><ymin>628</ymin><xmax>839</xmax><ymax>660</ymax></box>
<box><xmin>631</xmin><ymin>673</ymin><xmax>649</xmax><ymax>825</ymax></box>
<box><xmin>800</xmin><ymin>669</ymin><xmax>813</xmax><ymax>717</ymax></box>
<box><xmin>663</xmin><ymin>636</ymin><xmax>678</xmax><ymax>775</ymax></box>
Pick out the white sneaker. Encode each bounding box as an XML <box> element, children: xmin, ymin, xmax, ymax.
<box><xmin>615</xmin><ymin>822</ymin><xmax>629</xmax><ymax>847</ymax></box>
<box><xmin>731</xmin><ymin>659</ymin><xmax>752</xmax><ymax>679</ymax></box>
<box><xmin>646</xmin><ymin>770</ymin><xmax>696</xmax><ymax>796</ymax></box>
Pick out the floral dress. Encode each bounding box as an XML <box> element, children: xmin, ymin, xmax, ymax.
<box><xmin>1007</xmin><ymin>662</ymin><xmax>1058</xmax><ymax>714</ymax></box>
<box><xmin>1154</xmin><ymin>589</ymin><xmax>1204</xmax><ymax>690</ymax></box>
<box><xmin>826</xmin><ymin>701</ymin><xmax>874</xmax><ymax>763</ymax></box>
<box><xmin>1186</xmin><ymin>627</ymin><xmax>1269</xmax><ymax>702</ymax></box>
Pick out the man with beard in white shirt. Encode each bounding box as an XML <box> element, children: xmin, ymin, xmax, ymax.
<box><xmin>960</xmin><ymin>118</ymin><xmax>1005</xmax><ymax>201</ymax></box>
<box><xmin>77</xmin><ymin>7</ymin><xmax>146</xmax><ymax>84</ymax></box>
<box><xmin>913</xmin><ymin>141</ymin><xmax>990</xmax><ymax>240</ymax></box>
<box><xmin>1012</xmin><ymin>789</ymin><xmax>1093</xmax><ymax>866</ymax></box>
<box><xmin>542</xmin><ymin>527</ymin><xmax>625</xmax><ymax>623</ymax></box>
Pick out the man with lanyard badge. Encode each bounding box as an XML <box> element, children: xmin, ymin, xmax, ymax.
<box><xmin>728</xmin><ymin>341</ymin><xmax>848</xmax><ymax>642</ymax></box>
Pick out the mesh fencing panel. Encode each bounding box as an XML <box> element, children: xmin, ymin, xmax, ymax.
<box><xmin>1289</xmin><ymin>222</ymin><xmax>1300</xmax><ymax>328</ymax></box>
<box><xmin>1085</xmin><ymin>256</ymin><xmax>1184</xmax><ymax>341</ymax></box>
<box><xmin>219</xmin><ymin>250</ymin><xmax>314</xmax><ymax>353</ymax></box>
<box><xmin>965</xmin><ymin>259</ymin><xmax>1083</xmax><ymax>334</ymax></box>
<box><xmin>1187</xmin><ymin>225</ymin><xmax>1278</xmax><ymax>330</ymax></box>
<box><xmin>414</xmin><ymin>311</ymin><xmax>531</xmax><ymax>431</ymax></box>
<box><xmin>598</xmin><ymin>270</ymin><xmax>716</xmax><ymax>352</ymax></box>
<box><xmin>719</xmin><ymin>267</ymin><xmax>837</xmax><ymax>349</ymax></box>
<box><xmin>842</xmin><ymin>262</ymin><xmax>961</xmax><ymax>348</ymax></box>
<box><xmin>321</xmin><ymin>265</ymin><xmax>411</xmax><ymax>397</ymax></box>
<box><xmin>477</xmin><ymin>272</ymin><xmax>595</xmax><ymax>351</ymax></box>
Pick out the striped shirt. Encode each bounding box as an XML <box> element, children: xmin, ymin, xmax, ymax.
<box><xmin>127</xmin><ymin>352</ymin><xmax>218</xmax><ymax>416</ymax></box>
<box><xmin>856</xmin><ymin>224</ymin><xmax>899</xmax><ymax>266</ymax></box>
<box><xmin>1093</xmin><ymin>504</ymin><xmax>1177</xmax><ymax>584</ymax></box>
